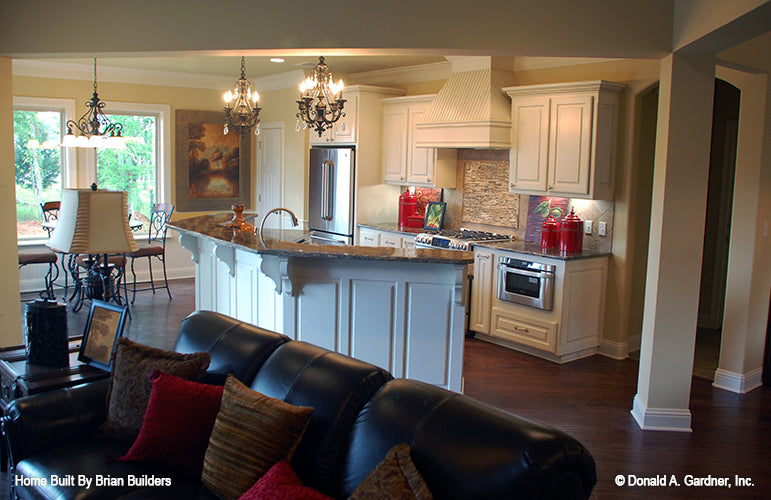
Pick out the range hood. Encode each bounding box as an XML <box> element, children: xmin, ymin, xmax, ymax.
<box><xmin>415</xmin><ymin>57</ymin><xmax>516</xmax><ymax>149</ymax></box>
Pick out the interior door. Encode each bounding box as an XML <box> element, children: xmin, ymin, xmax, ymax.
<box><xmin>256</xmin><ymin>124</ymin><xmax>284</xmax><ymax>228</ymax></box>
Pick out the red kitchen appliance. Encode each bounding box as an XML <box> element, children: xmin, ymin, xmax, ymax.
<box><xmin>541</xmin><ymin>214</ymin><xmax>560</xmax><ymax>250</ymax></box>
<box><xmin>559</xmin><ymin>208</ymin><xmax>583</xmax><ymax>254</ymax></box>
<box><xmin>398</xmin><ymin>188</ymin><xmax>418</xmax><ymax>230</ymax></box>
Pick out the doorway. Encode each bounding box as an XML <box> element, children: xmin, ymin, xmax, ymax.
<box><xmin>255</xmin><ymin>123</ymin><xmax>284</xmax><ymax>228</ymax></box>
<box><xmin>695</xmin><ymin>79</ymin><xmax>741</xmax><ymax>380</ymax></box>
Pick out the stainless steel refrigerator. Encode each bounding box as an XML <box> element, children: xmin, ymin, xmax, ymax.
<box><xmin>307</xmin><ymin>146</ymin><xmax>355</xmax><ymax>244</ymax></box>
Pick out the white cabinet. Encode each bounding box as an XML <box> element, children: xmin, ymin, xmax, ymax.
<box><xmin>309</xmin><ymin>94</ymin><xmax>359</xmax><ymax>145</ymax></box>
<box><xmin>381</xmin><ymin>95</ymin><xmax>457</xmax><ymax>188</ymax></box>
<box><xmin>380</xmin><ymin>233</ymin><xmax>403</xmax><ymax>248</ymax></box>
<box><xmin>469</xmin><ymin>249</ymin><xmax>494</xmax><ymax>334</ymax></box>
<box><xmin>478</xmin><ymin>249</ymin><xmax>608</xmax><ymax>363</ymax></box>
<box><xmin>357</xmin><ymin>226</ymin><xmax>415</xmax><ymax>250</ymax></box>
<box><xmin>504</xmin><ymin>81</ymin><xmax>625</xmax><ymax>200</ymax></box>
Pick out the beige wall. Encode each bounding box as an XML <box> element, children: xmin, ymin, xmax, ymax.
<box><xmin>0</xmin><ymin>57</ymin><xmax>23</xmax><ymax>346</ymax></box>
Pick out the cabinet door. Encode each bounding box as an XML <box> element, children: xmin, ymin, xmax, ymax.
<box><xmin>548</xmin><ymin>95</ymin><xmax>593</xmax><ymax>195</ymax></box>
<box><xmin>332</xmin><ymin>94</ymin><xmax>358</xmax><ymax>143</ymax></box>
<box><xmin>470</xmin><ymin>249</ymin><xmax>494</xmax><ymax>334</ymax></box>
<box><xmin>406</xmin><ymin>106</ymin><xmax>434</xmax><ymax>185</ymax></box>
<box><xmin>382</xmin><ymin>106</ymin><xmax>408</xmax><ymax>183</ymax></box>
<box><xmin>509</xmin><ymin>97</ymin><xmax>550</xmax><ymax>193</ymax></box>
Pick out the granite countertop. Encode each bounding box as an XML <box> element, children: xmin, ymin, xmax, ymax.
<box><xmin>170</xmin><ymin>214</ymin><xmax>474</xmax><ymax>264</ymax></box>
<box><xmin>359</xmin><ymin>223</ymin><xmax>609</xmax><ymax>261</ymax></box>
<box><xmin>475</xmin><ymin>240</ymin><xmax>611</xmax><ymax>261</ymax></box>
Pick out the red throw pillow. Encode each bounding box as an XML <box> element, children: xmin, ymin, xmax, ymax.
<box><xmin>118</xmin><ymin>371</ymin><xmax>224</xmax><ymax>476</ymax></box>
<box><xmin>239</xmin><ymin>460</ymin><xmax>333</xmax><ymax>500</ymax></box>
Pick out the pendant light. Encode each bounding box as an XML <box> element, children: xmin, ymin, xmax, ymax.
<box><xmin>296</xmin><ymin>56</ymin><xmax>346</xmax><ymax>137</ymax></box>
<box><xmin>223</xmin><ymin>57</ymin><xmax>262</xmax><ymax>136</ymax></box>
<box><xmin>61</xmin><ymin>59</ymin><xmax>126</xmax><ymax>149</ymax></box>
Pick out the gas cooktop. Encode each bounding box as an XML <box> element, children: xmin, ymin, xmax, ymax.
<box><xmin>415</xmin><ymin>228</ymin><xmax>511</xmax><ymax>251</ymax></box>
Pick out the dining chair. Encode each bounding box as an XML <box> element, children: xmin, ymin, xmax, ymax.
<box><xmin>18</xmin><ymin>247</ymin><xmax>59</xmax><ymax>300</ymax></box>
<box><xmin>127</xmin><ymin>203</ymin><xmax>174</xmax><ymax>304</ymax></box>
<box><xmin>40</xmin><ymin>201</ymin><xmax>60</xmax><ymax>236</ymax></box>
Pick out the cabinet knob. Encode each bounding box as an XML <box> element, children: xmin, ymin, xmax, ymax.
<box><xmin>510</xmin><ymin>183</ymin><xmax>515</xmax><ymax>189</ymax></box>
<box><xmin>400</xmin><ymin>176</ymin><xmax>405</xmax><ymax>181</ymax></box>
<box><xmin>426</xmin><ymin>178</ymin><xmax>431</xmax><ymax>183</ymax></box>
<box><xmin>547</xmin><ymin>185</ymin><xmax>553</xmax><ymax>191</ymax></box>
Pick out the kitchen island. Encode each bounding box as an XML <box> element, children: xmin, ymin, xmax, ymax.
<box><xmin>170</xmin><ymin>213</ymin><xmax>474</xmax><ymax>392</ymax></box>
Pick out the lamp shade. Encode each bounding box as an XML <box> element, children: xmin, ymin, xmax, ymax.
<box><xmin>47</xmin><ymin>188</ymin><xmax>139</xmax><ymax>254</ymax></box>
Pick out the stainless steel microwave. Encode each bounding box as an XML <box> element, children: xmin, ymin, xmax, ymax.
<box><xmin>497</xmin><ymin>257</ymin><xmax>556</xmax><ymax>311</ymax></box>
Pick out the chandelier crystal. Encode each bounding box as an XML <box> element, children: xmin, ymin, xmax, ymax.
<box><xmin>296</xmin><ymin>56</ymin><xmax>346</xmax><ymax>137</ymax></box>
<box><xmin>223</xmin><ymin>57</ymin><xmax>262</xmax><ymax>136</ymax></box>
<box><xmin>61</xmin><ymin>59</ymin><xmax>126</xmax><ymax>149</ymax></box>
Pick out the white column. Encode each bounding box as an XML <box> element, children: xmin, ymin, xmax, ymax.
<box><xmin>0</xmin><ymin>57</ymin><xmax>24</xmax><ymax>347</ymax></box>
<box><xmin>632</xmin><ymin>53</ymin><xmax>716</xmax><ymax>431</ymax></box>
<box><xmin>713</xmin><ymin>65</ymin><xmax>770</xmax><ymax>393</ymax></box>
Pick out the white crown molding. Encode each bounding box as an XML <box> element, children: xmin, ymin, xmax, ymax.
<box><xmin>13</xmin><ymin>59</ymin><xmax>234</xmax><ymax>89</ymax></box>
<box><xmin>350</xmin><ymin>61</ymin><xmax>451</xmax><ymax>86</ymax></box>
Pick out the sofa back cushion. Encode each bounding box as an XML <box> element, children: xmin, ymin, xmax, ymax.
<box><xmin>341</xmin><ymin>379</ymin><xmax>597</xmax><ymax>500</ymax></box>
<box><xmin>175</xmin><ymin>311</ymin><xmax>290</xmax><ymax>385</ymax></box>
<box><xmin>251</xmin><ymin>341</ymin><xmax>392</xmax><ymax>498</ymax></box>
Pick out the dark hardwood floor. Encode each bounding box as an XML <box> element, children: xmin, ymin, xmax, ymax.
<box><xmin>15</xmin><ymin>278</ymin><xmax>771</xmax><ymax>499</ymax></box>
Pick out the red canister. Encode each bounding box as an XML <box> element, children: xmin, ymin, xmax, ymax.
<box><xmin>541</xmin><ymin>215</ymin><xmax>560</xmax><ymax>250</ymax></box>
<box><xmin>398</xmin><ymin>188</ymin><xmax>417</xmax><ymax>230</ymax></box>
<box><xmin>559</xmin><ymin>208</ymin><xmax>583</xmax><ymax>254</ymax></box>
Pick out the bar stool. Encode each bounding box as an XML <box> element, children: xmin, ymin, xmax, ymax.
<box><xmin>18</xmin><ymin>248</ymin><xmax>59</xmax><ymax>300</ymax></box>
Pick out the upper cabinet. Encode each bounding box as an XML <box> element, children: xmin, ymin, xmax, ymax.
<box><xmin>503</xmin><ymin>81</ymin><xmax>625</xmax><ymax>200</ymax></box>
<box><xmin>381</xmin><ymin>95</ymin><xmax>457</xmax><ymax>188</ymax></box>
<box><xmin>309</xmin><ymin>93</ymin><xmax>359</xmax><ymax>145</ymax></box>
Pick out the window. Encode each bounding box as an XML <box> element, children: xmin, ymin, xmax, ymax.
<box><xmin>13</xmin><ymin>97</ymin><xmax>75</xmax><ymax>241</ymax></box>
<box><xmin>90</xmin><ymin>103</ymin><xmax>171</xmax><ymax>227</ymax></box>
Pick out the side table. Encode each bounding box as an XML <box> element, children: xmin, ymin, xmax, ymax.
<box><xmin>0</xmin><ymin>342</ymin><xmax>110</xmax><ymax>471</ymax></box>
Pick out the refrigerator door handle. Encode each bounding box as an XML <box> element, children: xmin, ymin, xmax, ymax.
<box><xmin>321</xmin><ymin>160</ymin><xmax>334</xmax><ymax>221</ymax></box>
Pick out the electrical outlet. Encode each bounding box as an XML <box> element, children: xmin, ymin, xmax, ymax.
<box><xmin>584</xmin><ymin>220</ymin><xmax>593</xmax><ymax>235</ymax></box>
<box><xmin>599</xmin><ymin>221</ymin><xmax>607</xmax><ymax>236</ymax></box>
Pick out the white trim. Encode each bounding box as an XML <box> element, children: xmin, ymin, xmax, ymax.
<box><xmin>12</xmin><ymin>96</ymin><xmax>77</xmax><ymax>189</ymax></box>
<box><xmin>13</xmin><ymin>59</ymin><xmax>234</xmax><ymax>90</ymax></box>
<box><xmin>712</xmin><ymin>367</ymin><xmax>763</xmax><ymax>394</ymax></box>
<box><xmin>598</xmin><ymin>338</ymin><xmax>629</xmax><ymax>360</ymax></box>
<box><xmin>631</xmin><ymin>394</ymin><xmax>693</xmax><ymax>432</ymax></box>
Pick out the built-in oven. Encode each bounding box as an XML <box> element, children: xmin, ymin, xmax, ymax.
<box><xmin>497</xmin><ymin>257</ymin><xmax>556</xmax><ymax>311</ymax></box>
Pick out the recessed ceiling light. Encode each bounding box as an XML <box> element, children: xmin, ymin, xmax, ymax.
<box><xmin>270</xmin><ymin>58</ymin><xmax>285</xmax><ymax>63</ymax></box>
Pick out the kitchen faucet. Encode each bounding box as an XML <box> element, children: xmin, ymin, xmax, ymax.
<box><xmin>258</xmin><ymin>207</ymin><xmax>299</xmax><ymax>246</ymax></box>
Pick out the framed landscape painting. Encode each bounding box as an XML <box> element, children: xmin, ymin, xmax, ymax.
<box><xmin>174</xmin><ymin>110</ymin><xmax>251</xmax><ymax>211</ymax></box>
<box><xmin>78</xmin><ymin>300</ymin><xmax>128</xmax><ymax>371</ymax></box>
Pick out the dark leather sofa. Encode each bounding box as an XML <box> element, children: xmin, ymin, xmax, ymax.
<box><xmin>4</xmin><ymin>310</ymin><xmax>596</xmax><ymax>499</ymax></box>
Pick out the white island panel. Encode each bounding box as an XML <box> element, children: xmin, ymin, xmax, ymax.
<box><xmin>350</xmin><ymin>279</ymin><xmax>397</xmax><ymax>373</ymax></box>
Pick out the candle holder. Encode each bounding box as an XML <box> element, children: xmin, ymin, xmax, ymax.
<box><xmin>221</xmin><ymin>203</ymin><xmax>254</xmax><ymax>232</ymax></box>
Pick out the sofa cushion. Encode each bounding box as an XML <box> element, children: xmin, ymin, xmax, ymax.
<box><xmin>117</xmin><ymin>371</ymin><xmax>224</xmax><ymax>476</ymax></box>
<box><xmin>239</xmin><ymin>460</ymin><xmax>333</xmax><ymax>500</ymax></box>
<box><xmin>349</xmin><ymin>443</ymin><xmax>432</xmax><ymax>500</ymax></box>
<box><xmin>250</xmin><ymin>340</ymin><xmax>393</xmax><ymax>497</ymax></box>
<box><xmin>342</xmin><ymin>378</ymin><xmax>597</xmax><ymax>500</ymax></box>
<box><xmin>102</xmin><ymin>338</ymin><xmax>211</xmax><ymax>441</ymax></box>
<box><xmin>175</xmin><ymin>310</ymin><xmax>291</xmax><ymax>385</ymax></box>
<box><xmin>202</xmin><ymin>374</ymin><xmax>314</xmax><ymax>500</ymax></box>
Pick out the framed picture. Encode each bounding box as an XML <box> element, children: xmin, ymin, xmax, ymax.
<box><xmin>174</xmin><ymin>110</ymin><xmax>251</xmax><ymax>212</ymax></box>
<box><xmin>424</xmin><ymin>201</ymin><xmax>447</xmax><ymax>230</ymax></box>
<box><xmin>78</xmin><ymin>300</ymin><xmax>128</xmax><ymax>371</ymax></box>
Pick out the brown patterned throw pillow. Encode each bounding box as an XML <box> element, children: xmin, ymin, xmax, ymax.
<box><xmin>101</xmin><ymin>338</ymin><xmax>211</xmax><ymax>441</ymax></box>
<box><xmin>349</xmin><ymin>443</ymin><xmax>433</xmax><ymax>500</ymax></box>
<box><xmin>201</xmin><ymin>374</ymin><xmax>314</xmax><ymax>500</ymax></box>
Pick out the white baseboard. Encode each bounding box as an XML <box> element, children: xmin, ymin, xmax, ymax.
<box><xmin>631</xmin><ymin>394</ymin><xmax>693</xmax><ymax>432</ymax></box>
<box><xmin>712</xmin><ymin>367</ymin><xmax>763</xmax><ymax>394</ymax></box>
<box><xmin>598</xmin><ymin>338</ymin><xmax>628</xmax><ymax>359</ymax></box>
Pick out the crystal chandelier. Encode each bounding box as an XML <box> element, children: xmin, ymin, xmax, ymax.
<box><xmin>223</xmin><ymin>57</ymin><xmax>262</xmax><ymax>136</ymax></box>
<box><xmin>296</xmin><ymin>56</ymin><xmax>346</xmax><ymax>137</ymax></box>
<box><xmin>61</xmin><ymin>59</ymin><xmax>126</xmax><ymax>149</ymax></box>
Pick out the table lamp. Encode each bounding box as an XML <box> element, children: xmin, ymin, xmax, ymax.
<box><xmin>47</xmin><ymin>185</ymin><xmax>139</xmax><ymax>306</ymax></box>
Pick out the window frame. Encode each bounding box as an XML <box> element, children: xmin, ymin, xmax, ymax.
<box><xmin>88</xmin><ymin>102</ymin><xmax>172</xmax><ymax>207</ymax></box>
<box><xmin>13</xmin><ymin>97</ymin><xmax>77</xmax><ymax>243</ymax></box>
